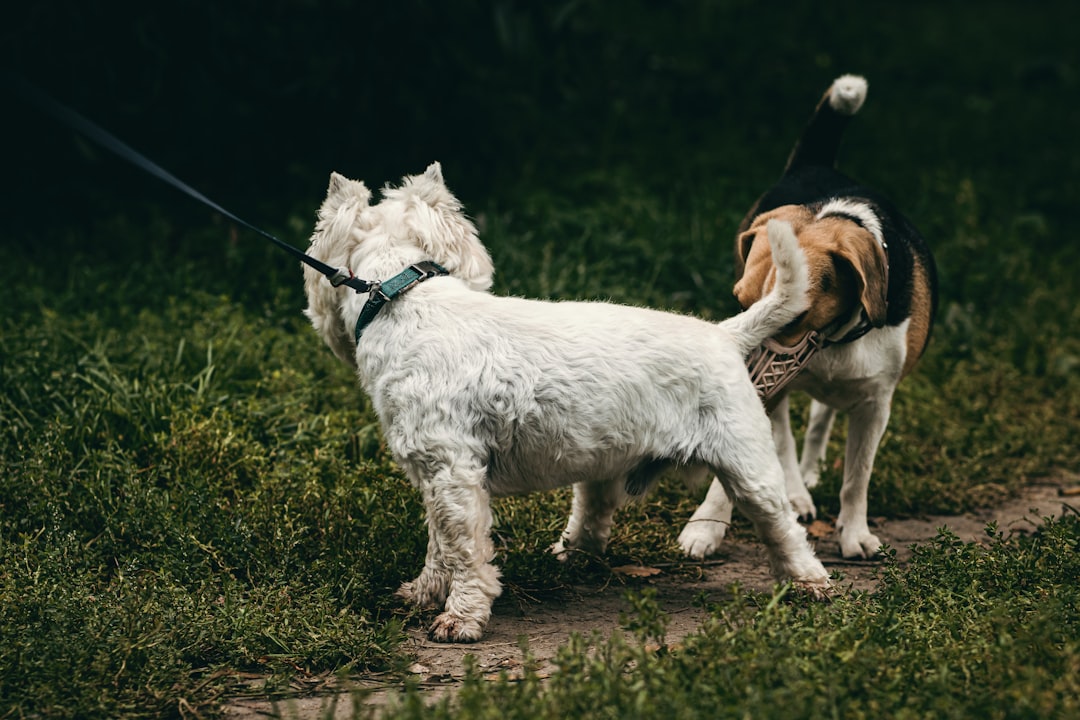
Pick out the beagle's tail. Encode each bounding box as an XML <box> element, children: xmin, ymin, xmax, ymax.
<box><xmin>721</xmin><ymin>219</ymin><xmax>809</xmax><ymax>355</ymax></box>
<box><xmin>783</xmin><ymin>74</ymin><xmax>867</xmax><ymax>172</ymax></box>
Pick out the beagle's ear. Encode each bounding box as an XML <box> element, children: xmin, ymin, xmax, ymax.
<box><xmin>836</xmin><ymin>229</ymin><xmax>888</xmax><ymax>326</ymax></box>
<box><xmin>735</xmin><ymin>228</ymin><xmax>756</xmax><ymax>280</ymax></box>
<box><xmin>735</xmin><ymin>206</ymin><xmax>811</xmax><ymax>281</ymax></box>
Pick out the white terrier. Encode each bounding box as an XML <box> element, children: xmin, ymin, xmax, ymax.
<box><xmin>303</xmin><ymin>163</ymin><xmax>830</xmax><ymax>642</ymax></box>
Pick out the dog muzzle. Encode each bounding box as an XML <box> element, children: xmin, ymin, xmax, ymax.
<box><xmin>746</xmin><ymin>332</ymin><xmax>824</xmax><ymax>412</ymax></box>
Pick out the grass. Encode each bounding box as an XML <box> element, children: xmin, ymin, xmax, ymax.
<box><xmin>1</xmin><ymin>289</ymin><xmax>413</xmax><ymax>716</ymax></box>
<box><xmin>3</xmin><ymin>0</ymin><xmax>1080</xmax><ymax>717</ymax></box>
<box><xmin>396</xmin><ymin>517</ymin><xmax>1080</xmax><ymax>720</ymax></box>
<box><xmin>3</xmin><ymin>178</ymin><xmax>1077</xmax><ymax>718</ymax></box>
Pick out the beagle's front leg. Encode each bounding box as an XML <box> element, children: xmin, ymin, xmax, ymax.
<box><xmin>771</xmin><ymin>395</ymin><xmax>817</xmax><ymax>521</ymax></box>
<box><xmin>836</xmin><ymin>395</ymin><xmax>893</xmax><ymax>559</ymax></box>
<box><xmin>799</xmin><ymin>399</ymin><xmax>837</xmax><ymax>490</ymax></box>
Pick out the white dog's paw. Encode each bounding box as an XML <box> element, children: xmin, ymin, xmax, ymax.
<box><xmin>396</xmin><ymin>573</ymin><xmax>449</xmax><ymax>610</ymax></box>
<box><xmin>802</xmin><ymin>468</ymin><xmax>821</xmax><ymax>490</ymax></box>
<box><xmin>549</xmin><ymin>538</ymin><xmax>571</xmax><ymax>562</ymax></box>
<box><xmin>677</xmin><ymin>521</ymin><xmax>728</xmax><ymax>559</ymax></box>
<box><xmin>837</xmin><ymin>527</ymin><xmax>883</xmax><ymax>560</ymax></box>
<box><xmin>550</xmin><ymin>535</ymin><xmax>607</xmax><ymax>561</ymax></box>
<box><xmin>428</xmin><ymin>612</ymin><xmax>485</xmax><ymax>643</ymax></box>
<box><xmin>792</xmin><ymin>577</ymin><xmax>834</xmax><ymax>602</ymax></box>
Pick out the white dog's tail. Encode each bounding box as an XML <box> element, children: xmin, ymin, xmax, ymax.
<box><xmin>720</xmin><ymin>219</ymin><xmax>809</xmax><ymax>355</ymax></box>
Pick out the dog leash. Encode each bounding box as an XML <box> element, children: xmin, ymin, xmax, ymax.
<box><xmin>9</xmin><ymin>73</ymin><xmax>375</xmax><ymax>295</ymax></box>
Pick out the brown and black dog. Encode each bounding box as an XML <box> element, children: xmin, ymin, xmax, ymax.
<box><xmin>679</xmin><ymin>75</ymin><xmax>938</xmax><ymax>559</ymax></box>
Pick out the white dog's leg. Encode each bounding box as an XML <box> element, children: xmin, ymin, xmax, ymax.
<box><xmin>677</xmin><ymin>477</ymin><xmax>734</xmax><ymax>559</ymax></box>
<box><xmin>799</xmin><ymin>400</ymin><xmax>836</xmax><ymax>490</ymax></box>
<box><xmin>551</xmin><ymin>480</ymin><xmax>626</xmax><ymax>560</ymax></box>
<box><xmin>395</xmin><ymin>524</ymin><xmax>451</xmax><ymax>609</ymax></box>
<box><xmin>407</xmin><ymin>463</ymin><xmax>503</xmax><ymax>643</ymax></box>
<box><xmin>678</xmin><ymin>395</ymin><xmax>817</xmax><ymax>559</ymax></box>
<box><xmin>771</xmin><ymin>395</ymin><xmax>816</xmax><ymax>521</ymax></box>
<box><xmin>835</xmin><ymin>397</ymin><xmax>892</xmax><ymax>559</ymax></box>
<box><xmin>706</xmin><ymin>427</ymin><xmax>830</xmax><ymax>595</ymax></box>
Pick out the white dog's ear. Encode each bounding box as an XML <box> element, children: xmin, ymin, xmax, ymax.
<box><xmin>424</xmin><ymin>161</ymin><xmax>445</xmax><ymax>186</ymax></box>
<box><xmin>401</xmin><ymin>162</ymin><xmax>457</xmax><ymax>208</ymax></box>
<box><xmin>319</xmin><ymin>172</ymin><xmax>371</xmax><ymax>220</ymax></box>
<box><xmin>328</xmin><ymin>172</ymin><xmax>350</xmax><ymax>196</ymax></box>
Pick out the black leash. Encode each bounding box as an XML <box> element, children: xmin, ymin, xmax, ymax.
<box><xmin>10</xmin><ymin>73</ymin><xmax>374</xmax><ymax>294</ymax></box>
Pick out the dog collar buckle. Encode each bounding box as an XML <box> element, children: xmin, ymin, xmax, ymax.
<box><xmin>366</xmin><ymin>280</ymin><xmax>389</xmax><ymax>303</ymax></box>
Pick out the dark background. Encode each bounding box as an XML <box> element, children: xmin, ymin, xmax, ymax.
<box><xmin>4</xmin><ymin>0</ymin><xmax>1078</xmax><ymax>298</ymax></box>
<box><xmin>7</xmin><ymin>2</ymin><xmax>1077</xmax><ymax>216</ymax></box>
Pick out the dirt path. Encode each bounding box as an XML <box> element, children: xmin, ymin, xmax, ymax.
<box><xmin>224</xmin><ymin>479</ymin><xmax>1075</xmax><ymax>718</ymax></box>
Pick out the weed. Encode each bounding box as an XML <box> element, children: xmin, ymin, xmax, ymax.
<box><xmin>393</xmin><ymin>517</ymin><xmax>1080</xmax><ymax>719</ymax></box>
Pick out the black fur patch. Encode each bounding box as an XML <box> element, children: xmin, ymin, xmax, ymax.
<box><xmin>740</xmin><ymin>166</ymin><xmax>938</xmax><ymax>334</ymax></box>
<box><xmin>625</xmin><ymin>457</ymin><xmax>673</xmax><ymax>496</ymax></box>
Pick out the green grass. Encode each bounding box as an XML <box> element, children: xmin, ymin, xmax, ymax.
<box><xmin>394</xmin><ymin>517</ymin><xmax>1080</xmax><ymax>720</ymax></box>
<box><xmin>3</xmin><ymin>0</ymin><xmax>1080</xmax><ymax>717</ymax></box>
<box><xmin>1</xmin><ymin>289</ymin><xmax>413</xmax><ymax>716</ymax></box>
<box><xmin>3</xmin><ymin>174</ymin><xmax>1077</xmax><ymax>717</ymax></box>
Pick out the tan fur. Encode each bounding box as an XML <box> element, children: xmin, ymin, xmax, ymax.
<box><xmin>735</xmin><ymin>205</ymin><xmax>887</xmax><ymax>346</ymax></box>
<box><xmin>903</xmin><ymin>256</ymin><xmax>934</xmax><ymax>377</ymax></box>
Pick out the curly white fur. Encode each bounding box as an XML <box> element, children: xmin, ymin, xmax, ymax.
<box><xmin>303</xmin><ymin>163</ymin><xmax>830</xmax><ymax>642</ymax></box>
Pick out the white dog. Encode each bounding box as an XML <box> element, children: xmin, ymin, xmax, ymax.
<box><xmin>303</xmin><ymin>163</ymin><xmax>830</xmax><ymax>642</ymax></box>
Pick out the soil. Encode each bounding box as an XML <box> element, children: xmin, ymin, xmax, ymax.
<box><xmin>223</xmin><ymin>478</ymin><xmax>1076</xmax><ymax>718</ymax></box>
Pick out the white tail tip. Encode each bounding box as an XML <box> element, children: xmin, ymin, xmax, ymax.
<box><xmin>766</xmin><ymin>218</ymin><xmax>809</xmax><ymax>306</ymax></box>
<box><xmin>829</xmin><ymin>74</ymin><xmax>868</xmax><ymax>115</ymax></box>
<box><xmin>766</xmin><ymin>218</ymin><xmax>799</xmax><ymax>271</ymax></box>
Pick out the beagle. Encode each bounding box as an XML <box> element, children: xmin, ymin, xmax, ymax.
<box><xmin>679</xmin><ymin>75</ymin><xmax>938</xmax><ymax>559</ymax></box>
